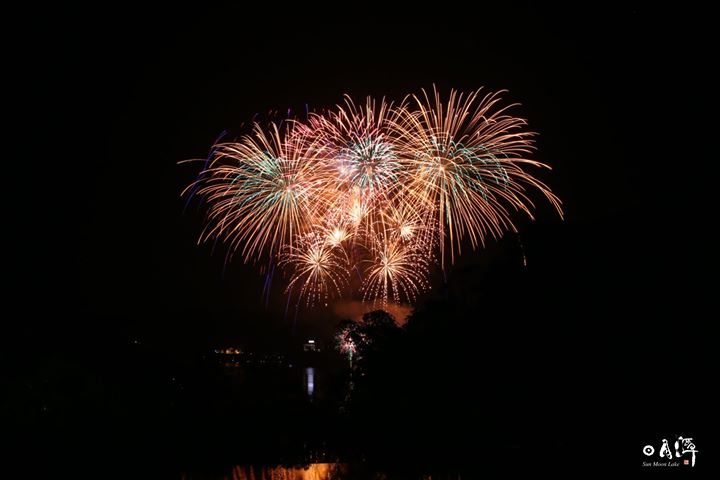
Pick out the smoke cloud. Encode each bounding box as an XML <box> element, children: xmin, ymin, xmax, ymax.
<box><xmin>331</xmin><ymin>300</ymin><xmax>413</xmax><ymax>326</ymax></box>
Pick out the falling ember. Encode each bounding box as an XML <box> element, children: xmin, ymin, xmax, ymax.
<box><xmin>183</xmin><ymin>87</ymin><xmax>563</xmax><ymax>307</ymax></box>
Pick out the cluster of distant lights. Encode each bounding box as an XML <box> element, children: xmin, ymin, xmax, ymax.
<box><xmin>215</xmin><ymin>347</ymin><xmax>243</xmax><ymax>354</ymax></box>
<box><xmin>185</xmin><ymin>87</ymin><xmax>562</xmax><ymax>307</ymax></box>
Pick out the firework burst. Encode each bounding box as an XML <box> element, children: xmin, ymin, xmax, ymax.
<box><xmin>184</xmin><ymin>87</ymin><xmax>562</xmax><ymax>307</ymax></box>
<box><xmin>395</xmin><ymin>87</ymin><xmax>563</xmax><ymax>266</ymax></box>
<box><xmin>183</xmin><ymin>122</ymin><xmax>330</xmax><ymax>263</ymax></box>
<box><xmin>362</xmin><ymin>234</ymin><xmax>431</xmax><ymax>306</ymax></box>
<box><xmin>306</xmin><ymin>96</ymin><xmax>409</xmax><ymax>239</ymax></box>
<box><xmin>280</xmin><ymin>233</ymin><xmax>349</xmax><ymax>307</ymax></box>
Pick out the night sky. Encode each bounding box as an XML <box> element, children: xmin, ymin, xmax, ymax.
<box><xmin>12</xmin><ymin>2</ymin><xmax>714</xmax><ymax>456</ymax></box>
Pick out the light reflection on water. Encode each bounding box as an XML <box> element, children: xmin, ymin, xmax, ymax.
<box><xmin>225</xmin><ymin>463</ymin><xmax>340</xmax><ymax>480</ymax></box>
<box><xmin>305</xmin><ymin>367</ymin><xmax>315</xmax><ymax>398</ymax></box>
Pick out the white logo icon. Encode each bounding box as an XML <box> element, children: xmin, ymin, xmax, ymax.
<box><xmin>642</xmin><ymin>436</ymin><xmax>697</xmax><ymax>467</ymax></box>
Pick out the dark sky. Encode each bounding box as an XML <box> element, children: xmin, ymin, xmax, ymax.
<box><xmin>15</xmin><ymin>4</ymin><xmax>713</xmax><ymax>359</ymax></box>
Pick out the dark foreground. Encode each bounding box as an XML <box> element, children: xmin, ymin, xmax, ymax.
<box><xmin>7</xmin><ymin>254</ymin><xmax>712</xmax><ymax>478</ymax></box>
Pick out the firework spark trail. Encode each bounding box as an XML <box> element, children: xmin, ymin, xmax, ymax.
<box><xmin>182</xmin><ymin>130</ymin><xmax>227</xmax><ymax>213</ymax></box>
<box><xmin>183</xmin><ymin>87</ymin><xmax>563</xmax><ymax>307</ymax></box>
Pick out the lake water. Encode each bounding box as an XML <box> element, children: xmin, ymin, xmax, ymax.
<box><xmin>176</xmin><ymin>365</ymin><xmax>466</xmax><ymax>479</ymax></box>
